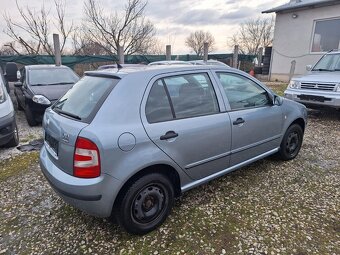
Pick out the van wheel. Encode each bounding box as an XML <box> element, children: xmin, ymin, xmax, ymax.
<box><xmin>25</xmin><ymin>107</ymin><xmax>37</xmax><ymax>126</ymax></box>
<box><xmin>278</xmin><ymin>124</ymin><xmax>303</xmax><ymax>160</ymax></box>
<box><xmin>115</xmin><ymin>173</ymin><xmax>174</xmax><ymax>235</ymax></box>
<box><xmin>16</xmin><ymin>96</ymin><xmax>23</xmax><ymax>111</ymax></box>
<box><xmin>6</xmin><ymin>123</ymin><xmax>19</xmax><ymax>147</ymax></box>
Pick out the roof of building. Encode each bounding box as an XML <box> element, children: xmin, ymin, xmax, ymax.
<box><xmin>262</xmin><ymin>0</ymin><xmax>340</xmax><ymax>13</ymax></box>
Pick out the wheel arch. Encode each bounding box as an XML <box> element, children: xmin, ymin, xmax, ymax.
<box><xmin>112</xmin><ymin>163</ymin><xmax>182</xmax><ymax>211</ymax></box>
<box><xmin>289</xmin><ymin>117</ymin><xmax>306</xmax><ymax>132</ymax></box>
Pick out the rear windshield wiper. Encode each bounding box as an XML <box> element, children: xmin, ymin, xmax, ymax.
<box><xmin>31</xmin><ymin>82</ymin><xmax>74</xmax><ymax>86</ymax></box>
<box><xmin>54</xmin><ymin>108</ymin><xmax>81</xmax><ymax>120</ymax></box>
<box><xmin>46</xmin><ymin>82</ymin><xmax>75</xmax><ymax>85</ymax></box>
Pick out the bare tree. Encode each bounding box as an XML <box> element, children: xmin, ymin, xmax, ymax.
<box><xmin>229</xmin><ymin>17</ymin><xmax>274</xmax><ymax>55</ymax></box>
<box><xmin>142</xmin><ymin>37</ymin><xmax>164</xmax><ymax>55</ymax></box>
<box><xmin>83</xmin><ymin>0</ymin><xmax>155</xmax><ymax>56</ymax></box>
<box><xmin>72</xmin><ymin>27</ymin><xmax>107</xmax><ymax>55</ymax></box>
<box><xmin>0</xmin><ymin>42</ymin><xmax>19</xmax><ymax>55</ymax></box>
<box><xmin>3</xmin><ymin>0</ymin><xmax>73</xmax><ymax>55</ymax></box>
<box><xmin>185</xmin><ymin>30</ymin><xmax>215</xmax><ymax>57</ymax></box>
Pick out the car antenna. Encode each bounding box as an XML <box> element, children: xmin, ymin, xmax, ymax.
<box><xmin>116</xmin><ymin>62</ymin><xmax>123</xmax><ymax>71</ymax></box>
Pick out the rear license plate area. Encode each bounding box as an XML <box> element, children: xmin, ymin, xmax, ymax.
<box><xmin>45</xmin><ymin>132</ymin><xmax>59</xmax><ymax>156</ymax></box>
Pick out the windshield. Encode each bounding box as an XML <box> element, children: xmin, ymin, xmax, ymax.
<box><xmin>28</xmin><ymin>68</ymin><xmax>79</xmax><ymax>86</ymax></box>
<box><xmin>313</xmin><ymin>54</ymin><xmax>340</xmax><ymax>71</ymax></box>
<box><xmin>53</xmin><ymin>75</ymin><xmax>119</xmax><ymax>122</ymax></box>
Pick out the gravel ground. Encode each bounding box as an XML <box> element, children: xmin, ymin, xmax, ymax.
<box><xmin>0</xmin><ymin>85</ymin><xmax>339</xmax><ymax>255</ymax></box>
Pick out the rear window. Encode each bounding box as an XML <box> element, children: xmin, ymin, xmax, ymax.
<box><xmin>52</xmin><ymin>75</ymin><xmax>119</xmax><ymax>122</ymax></box>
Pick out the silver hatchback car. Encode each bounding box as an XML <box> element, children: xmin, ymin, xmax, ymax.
<box><xmin>40</xmin><ymin>65</ymin><xmax>307</xmax><ymax>234</ymax></box>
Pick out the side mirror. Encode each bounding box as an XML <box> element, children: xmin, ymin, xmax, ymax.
<box><xmin>274</xmin><ymin>95</ymin><xmax>283</xmax><ymax>106</ymax></box>
<box><xmin>5</xmin><ymin>62</ymin><xmax>18</xmax><ymax>82</ymax></box>
<box><xmin>14</xmin><ymin>81</ymin><xmax>23</xmax><ymax>88</ymax></box>
<box><xmin>306</xmin><ymin>65</ymin><xmax>312</xmax><ymax>71</ymax></box>
<box><xmin>17</xmin><ymin>70</ymin><xmax>21</xmax><ymax>80</ymax></box>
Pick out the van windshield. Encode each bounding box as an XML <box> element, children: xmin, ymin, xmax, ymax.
<box><xmin>53</xmin><ymin>75</ymin><xmax>119</xmax><ymax>122</ymax></box>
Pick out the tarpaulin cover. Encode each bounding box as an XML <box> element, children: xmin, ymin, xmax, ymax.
<box><xmin>0</xmin><ymin>54</ymin><xmax>256</xmax><ymax>68</ymax></box>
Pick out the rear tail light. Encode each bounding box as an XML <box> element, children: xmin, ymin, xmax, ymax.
<box><xmin>74</xmin><ymin>137</ymin><xmax>101</xmax><ymax>178</ymax></box>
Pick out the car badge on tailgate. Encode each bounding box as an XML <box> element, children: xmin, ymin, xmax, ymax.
<box><xmin>62</xmin><ymin>133</ymin><xmax>70</xmax><ymax>143</ymax></box>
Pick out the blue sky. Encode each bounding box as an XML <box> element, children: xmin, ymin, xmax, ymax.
<box><xmin>0</xmin><ymin>0</ymin><xmax>287</xmax><ymax>54</ymax></box>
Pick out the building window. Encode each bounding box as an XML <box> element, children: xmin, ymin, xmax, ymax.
<box><xmin>312</xmin><ymin>18</ymin><xmax>340</xmax><ymax>52</ymax></box>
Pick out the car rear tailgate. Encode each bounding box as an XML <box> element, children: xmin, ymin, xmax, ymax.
<box><xmin>43</xmin><ymin>108</ymin><xmax>88</xmax><ymax>176</ymax></box>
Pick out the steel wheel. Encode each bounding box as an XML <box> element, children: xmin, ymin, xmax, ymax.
<box><xmin>132</xmin><ymin>184</ymin><xmax>165</xmax><ymax>224</ymax></box>
<box><xmin>286</xmin><ymin>131</ymin><xmax>299</xmax><ymax>156</ymax></box>
<box><xmin>279</xmin><ymin>124</ymin><xmax>303</xmax><ymax>161</ymax></box>
<box><xmin>115</xmin><ymin>173</ymin><xmax>174</xmax><ymax>235</ymax></box>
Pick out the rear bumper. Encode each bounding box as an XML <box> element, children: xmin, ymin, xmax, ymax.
<box><xmin>0</xmin><ymin>112</ymin><xmax>16</xmax><ymax>146</ymax></box>
<box><xmin>39</xmin><ymin>145</ymin><xmax>122</xmax><ymax>218</ymax></box>
<box><xmin>284</xmin><ymin>89</ymin><xmax>340</xmax><ymax>109</ymax></box>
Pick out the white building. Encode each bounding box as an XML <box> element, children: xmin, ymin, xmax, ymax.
<box><xmin>263</xmin><ymin>0</ymin><xmax>340</xmax><ymax>82</ymax></box>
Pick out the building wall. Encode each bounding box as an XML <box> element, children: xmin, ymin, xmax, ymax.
<box><xmin>270</xmin><ymin>4</ymin><xmax>340</xmax><ymax>82</ymax></box>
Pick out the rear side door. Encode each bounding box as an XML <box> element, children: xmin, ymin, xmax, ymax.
<box><xmin>214</xmin><ymin>71</ymin><xmax>283</xmax><ymax>166</ymax></box>
<box><xmin>141</xmin><ymin>71</ymin><xmax>232</xmax><ymax>180</ymax></box>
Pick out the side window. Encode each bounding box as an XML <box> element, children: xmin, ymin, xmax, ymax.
<box><xmin>146</xmin><ymin>73</ymin><xmax>220</xmax><ymax>123</ymax></box>
<box><xmin>163</xmin><ymin>73</ymin><xmax>219</xmax><ymax>119</ymax></box>
<box><xmin>217</xmin><ymin>73</ymin><xmax>271</xmax><ymax>110</ymax></box>
<box><xmin>145</xmin><ymin>80</ymin><xmax>174</xmax><ymax>123</ymax></box>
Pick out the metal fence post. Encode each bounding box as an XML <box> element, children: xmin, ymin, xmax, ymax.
<box><xmin>166</xmin><ymin>45</ymin><xmax>171</xmax><ymax>61</ymax></box>
<box><xmin>257</xmin><ymin>47</ymin><xmax>263</xmax><ymax>67</ymax></box>
<box><xmin>203</xmin><ymin>42</ymin><xmax>208</xmax><ymax>62</ymax></box>
<box><xmin>53</xmin><ymin>34</ymin><xmax>62</xmax><ymax>66</ymax></box>
<box><xmin>289</xmin><ymin>60</ymin><xmax>296</xmax><ymax>82</ymax></box>
<box><xmin>233</xmin><ymin>45</ymin><xmax>239</xmax><ymax>68</ymax></box>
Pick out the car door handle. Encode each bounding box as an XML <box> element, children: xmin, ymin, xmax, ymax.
<box><xmin>233</xmin><ymin>118</ymin><xmax>245</xmax><ymax>125</ymax></box>
<box><xmin>160</xmin><ymin>131</ymin><xmax>178</xmax><ymax>140</ymax></box>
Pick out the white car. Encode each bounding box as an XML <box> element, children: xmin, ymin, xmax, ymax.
<box><xmin>284</xmin><ymin>50</ymin><xmax>340</xmax><ymax>109</ymax></box>
<box><xmin>0</xmin><ymin>65</ymin><xmax>19</xmax><ymax>147</ymax></box>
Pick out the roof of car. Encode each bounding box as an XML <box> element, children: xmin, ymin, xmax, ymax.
<box><xmin>148</xmin><ymin>61</ymin><xmax>192</xmax><ymax>66</ymax></box>
<box><xmin>85</xmin><ymin>64</ymin><xmax>231</xmax><ymax>79</ymax></box>
<box><xmin>189</xmin><ymin>60</ymin><xmax>229</xmax><ymax>66</ymax></box>
<box><xmin>26</xmin><ymin>65</ymin><xmax>70</xmax><ymax>70</ymax></box>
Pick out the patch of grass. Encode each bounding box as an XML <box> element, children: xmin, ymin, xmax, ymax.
<box><xmin>266</xmin><ymin>83</ymin><xmax>288</xmax><ymax>96</ymax></box>
<box><xmin>0</xmin><ymin>152</ymin><xmax>39</xmax><ymax>181</ymax></box>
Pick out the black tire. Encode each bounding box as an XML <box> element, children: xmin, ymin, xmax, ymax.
<box><xmin>278</xmin><ymin>124</ymin><xmax>303</xmax><ymax>161</ymax></box>
<box><xmin>114</xmin><ymin>173</ymin><xmax>174</xmax><ymax>235</ymax></box>
<box><xmin>16</xmin><ymin>97</ymin><xmax>23</xmax><ymax>111</ymax></box>
<box><xmin>25</xmin><ymin>106</ymin><xmax>37</xmax><ymax>126</ymax></box>
<box><xmin>6</xmin><ymin>123</ymin><xmax>19</xmax><ymax>148</ymax></box>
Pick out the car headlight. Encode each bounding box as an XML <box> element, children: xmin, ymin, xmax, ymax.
<box><xmin>32</xmin><ymin>95</ymin><xmax>51</xmax><ymax>105</ymax></box>
<box><xmin>336</xmin><ymin>84</ymin><xmax>340</xmax><ymax>92</ymax></box>
<box><xmin>289</xmin><ymin>80</ymin><xmax>301</xmax><ymax>89</ymax></box>
<box><xmin>0</xmin><ymin>85</ymin><xmax>6</xmax><ymax>104</ymax></box>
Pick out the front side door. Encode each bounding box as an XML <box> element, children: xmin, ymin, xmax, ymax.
<box><xmin>141</xmin><ymin>71</ymin><xmax>232</xmax><ymax>180</ymax></box>
<box><xmin>214</xmin><ymin>72</ymin><xmax>283</xmax><ymax>166</ymax></box>
<box><xmin>15</xmin><ymin>68</ymin><xmax>26</xmax><ymax>109</ymax></box>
